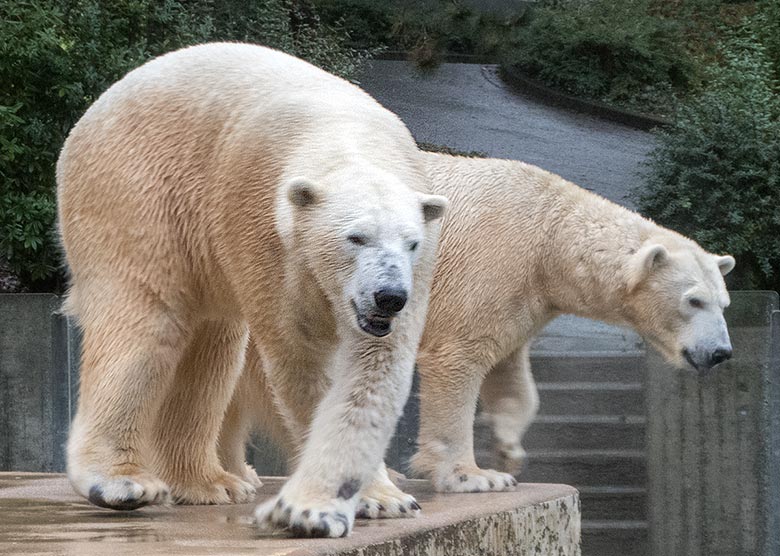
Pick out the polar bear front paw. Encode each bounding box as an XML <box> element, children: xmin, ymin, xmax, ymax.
<box><xmin>254</xmin><ymin>494</ymin><xmax>355</xmax><ymax>538</ymax></box>
<box><xmin>356</xmin><ymin>479</ymin><xmax>420</xmax><ymax>519</ymax></box>
<box><xmin>436</xmin><ymin>465</ymin><xmax>517</xmax><ymax>493</ymax></box>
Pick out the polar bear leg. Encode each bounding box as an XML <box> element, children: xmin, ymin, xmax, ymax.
<box><xmin>479</xmin><ymin>344</ymin><xmax>539</xmax><ymax>473</ymax></box>
<box><xmin>254</xmin><ymin>341</ymin><xmax>418</xmax><ymax>538</ymax></box>
<box><xmin>411</xmin><ymin>349</ymin><xmax>517</xmax><ymax>493</ymax></box>
<box><xmin>218</xmin><ymin>371</ymin><xmax>264</xmax><ymax>487</ymax></box>
<box><xmin>67</xmin><ymin>290</ymin><xmax>192</xmax><ymax>510</ymax></box>
<box><xmin>151</xmin><ymin>319</ymin><xmax>257</xmax><ymax>504</ymax></box>
<box><xmin>219</xmin><ymin>347</ymin><xmax>416</xmax><ymax>520</ymax></box>
<box><xmin>218</xmin><ymin>343</ymin><xmax>293</xmax><ymax>487</ymax></box>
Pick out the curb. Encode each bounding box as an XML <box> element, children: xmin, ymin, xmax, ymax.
<box><xmin>499</xmin><ymin>64</ymin><xmax>671</xmax><ymax>131</ymax></box>
<box><xmin>374</xmin><ymin>50</ymin><xmax>496</xmax><ymax>65</ymax></box>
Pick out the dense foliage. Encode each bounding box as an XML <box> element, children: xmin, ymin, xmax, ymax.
<box><xmin>312</xmin><ymin>0</ymin><xmax>529</xmax><ymax>68</ymax></box>
<box><xmin>638</xmin><ymin>5</ymin><xmax>780</xmax><ymax>292</ymax></box>
<box><xmin>504</xmin><ymin>0</ymin><xmax>696</xmax><ymax>115</ymax></box>
<box><xmin>0</xmin><ymin>0</ymin><xmax>370</xmax><ymax>291</ymax></box>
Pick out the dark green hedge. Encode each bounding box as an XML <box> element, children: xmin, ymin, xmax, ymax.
<box><xmin>638</xmin><ymin>8</ymin><xmax>780</xmax><ymax>292</ymax></box>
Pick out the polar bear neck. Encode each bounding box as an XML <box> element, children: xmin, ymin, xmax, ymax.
<box><xmin>533</xmin><ymin>171</ymin><xmax>660</xmax><ymax>326</ymax></box>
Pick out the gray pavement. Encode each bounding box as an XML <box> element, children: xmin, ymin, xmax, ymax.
<box><xmin>358</xmin><ymin>61</ymin><xmax>655</xmax><ymax>209</ymax></box>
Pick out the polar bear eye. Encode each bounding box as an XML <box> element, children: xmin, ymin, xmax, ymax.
<box><xmin>408</xmin><ymin>241</ymin><xmax>419</xmax><ymax>252</ymax></box>
<box><xmin>347</xmin><ymin>234</ymin><xmax>368</xmax><ymax>246</ymax></box>
<box><xmin>689</xmin><ymin>298</ymin><xmax>704</xmax><ymax>309</ymax></box>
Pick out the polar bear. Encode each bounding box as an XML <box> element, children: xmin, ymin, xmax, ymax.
<box><xmin>216</xmin><ymin>152</ymin><xmax>734</xmax><ymax>498</ymax></box>
<box><xmin>56</xmin><ymin>43</ymin><xmax>447</xmax><ymax>538</ymax></box>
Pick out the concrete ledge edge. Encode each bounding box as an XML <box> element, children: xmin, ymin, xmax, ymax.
<box><xmin>499</xmin><ymin>64</ymin><xmax>671</xmax><ymax>131</ymax></box>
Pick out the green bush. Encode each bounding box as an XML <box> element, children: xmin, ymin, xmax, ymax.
<box><xmin>0</xmin><ymin>0</ymin><xmax>371</xmax><ymax>291</ymax></box>
<box><xmin>0</xmin><ymin>1</ymin><xmax>209</xmax><ymax>289</ymax></box>
<box><xmin>637</xmin><ymin>17</ymin><xmax>780</xmax><ymax>292</ymax></box>
<box><xmin>504</xmin><ymin>0</ymin><xmax>697</xmax><ymax>115</ymax></box>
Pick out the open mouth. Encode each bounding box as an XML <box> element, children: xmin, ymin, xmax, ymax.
<box><xmin>352</xmin><ymin>301</ymin><xmax>393</xmax><ymax>337</ymax></box>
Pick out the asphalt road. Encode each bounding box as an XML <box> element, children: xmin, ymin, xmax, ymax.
<box><xmin>358</xmin><ymin>61</ymin><xmax>656</xmax><ymax>209</ymax></box>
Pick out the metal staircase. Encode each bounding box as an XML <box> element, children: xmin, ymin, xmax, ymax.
<box><xmin>475</xmin><ymin>320</ymin><xmax>649</xmax><ymax>556</ymax></box>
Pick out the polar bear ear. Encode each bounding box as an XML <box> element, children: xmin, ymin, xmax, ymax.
<box><xmin>286</xmin><ymin>177</ymin><xmax>322</xmax><ymax>209</ymax></box>
<box><xmin>419</xmin><ymin>193</ymin><xmax>449</xmax><ymax>223</ymax></box>
<box><xmin>715</xmin><ymin>255</ymin><xmax>736</xmax><ymax>276</ymax></box>
<box><xmin>626</xmin><ymin>243</ymin><xmax>669</xmax><ymax>292</ymax></box>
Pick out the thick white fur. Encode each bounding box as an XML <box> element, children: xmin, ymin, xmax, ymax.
<box><xmin>218</xmin><ymin>152</ymin><xmax>734</xmax><ymax>495</ymax></box>
<box><xmin>57</xmin><ymin>43</ymin><xmax>446</xmax><ymax>537</ymax></box>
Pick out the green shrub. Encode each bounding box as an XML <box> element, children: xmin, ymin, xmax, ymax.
<box><xmin>0</xmin><ymin>0</ymin><xmax>370</xmax><ymax>291</ymax></box>
<box><xmin>192</xmin><ymin>0</ymin><xmax>377</xmax><ymax>79</ymax></box>
<box><xmin>637</xmin><ymin>19</ymin><xmax>780</xmax><ymax>292</ymax></box>
<box><xmin>312</xmin><ymin>0</ymin><xmax>530</xmax><ymax>69</ymax></box>
<box><xmin>504</xmin><ymin>0</ymin><xmax>697</xmax><ymax>115</ymax></box>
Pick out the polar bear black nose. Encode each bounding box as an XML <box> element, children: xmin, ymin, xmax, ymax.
<box><xmin>374</xmin><ymin>288</ymin><xmax>407</xmax><ymax>314</ymax></box>
<box><xmin>710</xmin><ymin>348</ymin><xmax>732</xmax><ymax>367</ymax></box>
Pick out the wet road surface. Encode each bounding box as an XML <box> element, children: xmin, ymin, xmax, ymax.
<box><xmin>359</xmin><ymin>61</ymin><xmax>656</xmax><ymax>209</ymax></box>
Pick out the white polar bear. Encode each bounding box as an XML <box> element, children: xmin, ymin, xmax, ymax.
<box><xmin>217</xmin><ymin>152</ymin><xmax>735</xmax><ymax>497</ymax></box>
<box><xmin>56</xmin><ymin>43</ymin><xmax>447</xmax><ymax>538</ymax></box>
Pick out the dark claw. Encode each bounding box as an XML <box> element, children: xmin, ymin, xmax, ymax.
<box><xmin>459</xmin><ymin>474</ymin><xmax>468</xmax><ymax>482</ymax></box>
<box><xmin>410</xmin><ymin>501</ymin><xmax>421</xmax><ymax>511</ymax></box>
<box><xmin>399</xmin><ymin>505</ymin><xmax>407</xmax><ymax>514</ymax></box>
<box><xmin>488</xmin><ymin>480</ymin><xmax>495</xmax><ymax>489</ymax></box>
<box><xmin>334</xmin><ymin>512</ymin><xmax>350</xmax><ymax>537</ymax></box>
<box><xmin>301</xmin><ymin>509</ymin><xmax>310</xmax><ymax>519</ymax></box>
<box><xmin>320</xmin><ymin>522</ymin><xmax>331</xmax><ymax>537</ymax></box>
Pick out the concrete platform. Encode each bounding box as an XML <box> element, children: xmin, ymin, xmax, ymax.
<box><xmin>0</xmin><ymin>473</ymin><xmax>580</xmax><ymax>555</ymax></box>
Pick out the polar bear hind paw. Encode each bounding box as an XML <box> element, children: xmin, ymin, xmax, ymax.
<box><xmin>437</xmin><ymin>466</ymin><xmax>517</xmax><ymax>493</ymax></box>
<box><xmin>171</xmin><ymin>471</ymin><xmax>257</xmax><ymax>505</ymax></box>
<box><xmin>86</xmin><ymin>472</ymin><xmax>171</xmax><ymax>510</ymax></box>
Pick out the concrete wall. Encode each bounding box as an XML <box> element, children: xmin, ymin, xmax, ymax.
<box><xmin>645</xmin><ymin>291</ymin><xmax>780</xmax><ymax>556</ymax></box>
<box><xmin>0</xmin><ymin>295</ymin><xmax>77</xmax><ymax>472</ymax></box>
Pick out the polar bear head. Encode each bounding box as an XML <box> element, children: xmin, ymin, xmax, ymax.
<box><xmin>623</xmin><ymin>236</ymin><xmax>736</xmax><ymax>372</ymax></box>
<box><xmin>281</xmin><ymin>166</ymin><xmax>447</xmax><ymax>338</ymax></box>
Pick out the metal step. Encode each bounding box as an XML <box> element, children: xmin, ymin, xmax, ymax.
<box><xmin>537</xmin><ymin>381</ymin><xmax>645</xmax><ymax>416</ymax></box>
<box><xmin>530</xmin><ymin>354</ymin><xmax>645</xmax><ymax>384</ymax></box>
<box><xmin>582</xmin><ymin>520</ymin><xmax>649</xmax><ymax>556</ymax></box>
<box><xmin>578</xmin><ymin>486</ymin><xmax>647</xmax><ymax>521</ymax></box>
<box><xmin>523</xmin><ymin>415</ymin><xmax>646</xmax><ymax>451</ymax></box>
<box><xmin>518</xmin><ymin>450</ymin><xmax>647</xmax><ymax>487</ymax></box>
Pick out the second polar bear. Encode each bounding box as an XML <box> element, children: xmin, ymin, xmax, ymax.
<box><xmin>57</xmin><ymin>43</ymin><xmax>447</xmax><ymax>537</ymax></box>
<box><xmin>217</xmin><ymin>152</ymin><xmax>734</xmax><ymax>500</ymax></box>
